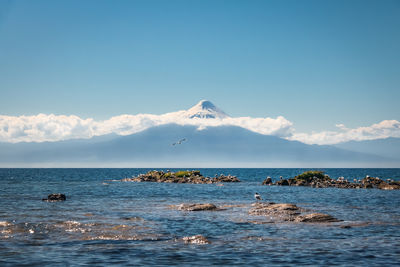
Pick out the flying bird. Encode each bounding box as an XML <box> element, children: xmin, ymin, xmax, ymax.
<box><xmin>172</xmin><ymin>138</ymin><xmax>187</xmax><ymax>146</ymax></box>
<box><xmin>254</xmin><ymin>192</ymin><xmax>262</xmax><ymax>201</ymax></box>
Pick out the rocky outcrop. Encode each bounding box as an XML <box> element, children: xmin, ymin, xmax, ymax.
<box><xmin>122</xmin><ymin>170</ymin><xmax>240</xmax><ymax>184</ymax></box>
<box><xmin>42</xmin><ymin>193</ymin><xmax>66</xmax><ymax>202</ymax></box>
<box><xmin>249</xmin><ymin>202</ymin><xmax>339</xmax><ymax>223</ymax></box>
<box><xmin>182</xmin><ymin>235</ymin><xmax>211</xmax><ymax>244</ymax></box>
<box><xmin>362</xmin><ymin>177</ymin><xmax>400</xmax><ymax>190</ymax></box>
<box><xmin>177</xmin><ymin>203</ymin><xmax>218</xmax><ymax>211</ymax></box>
<box><xmin>263</xmin><ymin>171</ymin><xmax>399</xmax><ymax>190</ymax></box>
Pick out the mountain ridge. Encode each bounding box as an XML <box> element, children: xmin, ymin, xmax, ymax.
<box><xmin>0</xmin><ymin>123</ymin><xmax>396</xmax><ymax>167</ymax></box>
<box><xmin>335</xmin><ymin>137</ymin><xmax>400</xmax><ymax>161</ymax></box>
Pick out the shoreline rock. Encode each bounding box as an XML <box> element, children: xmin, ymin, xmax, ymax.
<box><xmin>122</xmin><ymin>170</ymin><xmax>240</xmax><ymax>184</ymax></box>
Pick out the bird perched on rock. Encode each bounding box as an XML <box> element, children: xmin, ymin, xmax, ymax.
<box><xmin>254</xmin><ymin>192</ymin><xmax>262</xmax><ymax>201</ymax></box>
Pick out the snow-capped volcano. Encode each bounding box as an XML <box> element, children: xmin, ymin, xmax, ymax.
<box><xmin>185</xmin><ymin>100</ymin><xmax>229</xmax><ymax>119</ymax></box>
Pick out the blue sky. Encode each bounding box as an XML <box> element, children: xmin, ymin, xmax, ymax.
<box><xmin>0</xmin><ymin>0</ymin><xmax>399</xmax><ymax>133</ymax></box>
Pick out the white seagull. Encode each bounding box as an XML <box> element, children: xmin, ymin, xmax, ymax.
<box><xmin>254</xmin><ymin>192</ymin><xmax>262</xmax><ymax>201</ymax></box>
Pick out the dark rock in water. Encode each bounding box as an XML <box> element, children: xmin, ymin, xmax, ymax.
<box><xmin>42</xmin><ymin>193</ymin><xmax>66</xmax><ymax>202</ymax></box>
<box><xmin>295</xmin><ymin>180</ymin><xmax>307</xmax><ymax>186</ymax></box>
<box><xmin>182</xmin><ymin>235</ymin><xmax>211</xmax><ymax>244</ymax></box>
<box><xmin>275</xmin><ymin>179</ymin><xmax>289</xmax><ymax>186</ymax></box>
<box><xmin>212</xmin><ymin>174</ymin><xmax>240</xmax><ymax>183</ymax></box>
<box><xmin>262</xmin><ymin>177</ymin><xmax>273</xmax><ymax>185</ymax></box>
<box><xmin>122</xmin><ymin>170</ymin><xmax>240</xmax><ymax>184</ymax></box>
<box><xmin>177</xmin><ymin>203</ymin><xmax>218</xmax><ymax>211</ymax></box>
<box><xmin>294</xmin><ymin>213</ymin><xmax>340</xmax><ymax>223</ymax></box>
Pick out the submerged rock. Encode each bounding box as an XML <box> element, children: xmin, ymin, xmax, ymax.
<box><xmin>249</xmin><ymin>202</ymin><xmax>339</xmax><ymax>223</ymax></box>
<box><xmin>177</xmin><ymin>203</ymin><xmax>218</xmax><ymax>211</ymax></box>
<box><xmin>182</xmin><ymin>235</ymin><xmax>211</xmax><ymax>244</ymax></box>
<box><xmin>42</xmin><ymin>193</ymin><xmax>66</xmax><ymax>202</ymax></box>
<box><xmin>339</xmin><ymin>222</ymin><xmax>371</xmax><ymax>228</ymax></box>
<box><xmin>122</xmin><ymin>170</ymin><xmax>240</xmax><ymax>184</ymax></box>
<box><xmin>294</xmin><ymin>213</ymin><xmax>340</xmax><ymax>223</ymax></box>
<box><xmin>249</xmin><ymin>202</ymin><xmax>301</xmax><ymax>221</ymax></box>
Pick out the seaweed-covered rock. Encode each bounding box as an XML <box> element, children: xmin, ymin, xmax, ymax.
<box><xmin>288</xmin><ymin>171</ymin><xmax>333</xmax><ymax>187</ymax></box>
<box><xmin>122</xmin><ymin>170</ymin><xmax>240</xmax><ymax>184</ymax></box>
<box><xmin>295</xmin><ymin>171</ymin><xmax>328</xmax><ymax>182</ymax></box>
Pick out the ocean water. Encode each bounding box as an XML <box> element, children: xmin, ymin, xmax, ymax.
<box><xmin>0</xmin><ymin>168</ymin><xmax>399</xmax><ymax>266</ymax></box>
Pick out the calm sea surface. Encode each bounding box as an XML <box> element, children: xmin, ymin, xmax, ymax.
<box><xmin>0</xmin><ymin>168</ymin><xmax>399</xmax><ymax>266</ymax></box>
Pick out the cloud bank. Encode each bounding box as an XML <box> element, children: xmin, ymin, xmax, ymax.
<box><xmin>0</xmin><ymin>110</ymin><xmax>293</xmax><ymax>143</ymax></box>
<box><xmin>0</xmin><ymin>107</ymin><xmax>399</xmax><ymax>145</ymax></box>
<box><xmin>289</xmin><ymin>120</ymin><xmax>400</xmax><ymax>145</ymax></box>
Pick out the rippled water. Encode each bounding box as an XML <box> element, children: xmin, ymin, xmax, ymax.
<box><xmin>0</xmin><ymin>168</ymin><xmax>399</xmax><ymax>266</ymax></box>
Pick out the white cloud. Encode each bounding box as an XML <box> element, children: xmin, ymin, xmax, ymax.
<box><xmin>289</xmin><ymin>120</ymin><xmax>400</xmax><ymax>145</ymax></box>
<box><xmin>0</xmin><ymin>114</ymin><xmax>95</xmax><ymax>143</ymax></box>
<box><xmin>0</xmin><ymin>109</ymin><xmax>293</xmax><ymax>143</ymax></box>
